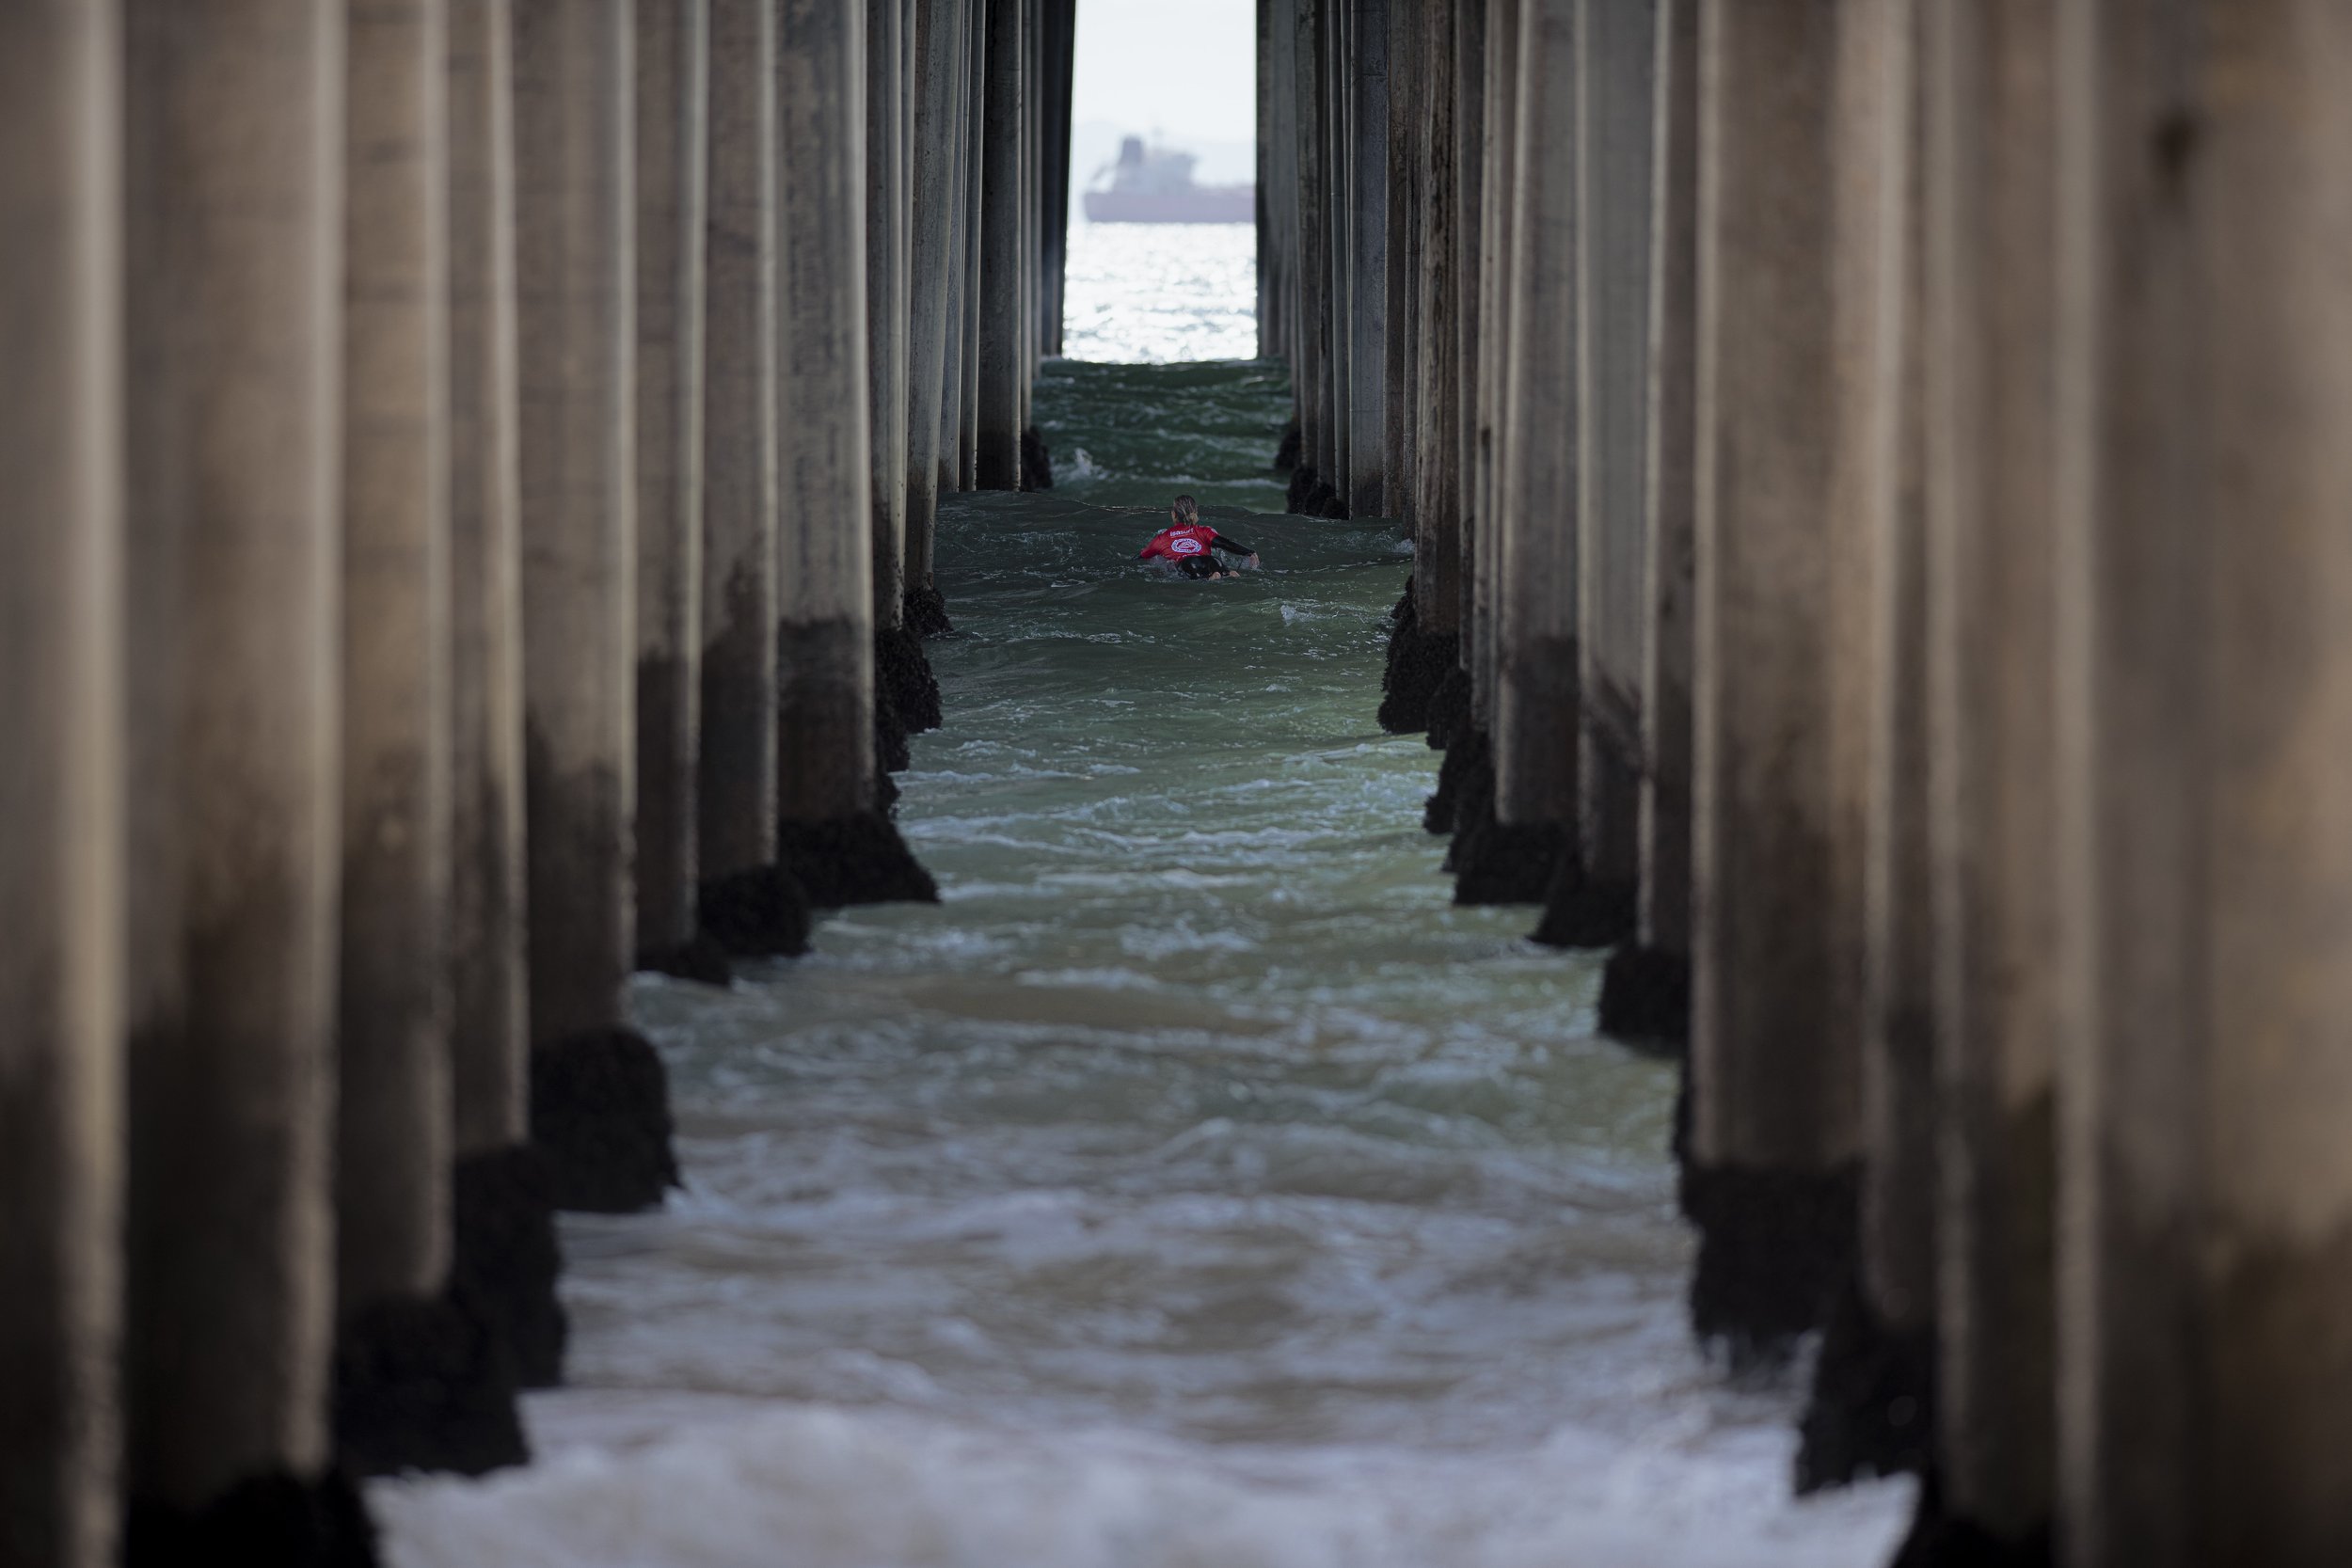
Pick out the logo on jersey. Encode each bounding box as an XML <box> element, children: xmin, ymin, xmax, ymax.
<box><xmin>1169</xmin><ymin>535</ymin><xmax>1205</xmax><ymax>554</ymax></box>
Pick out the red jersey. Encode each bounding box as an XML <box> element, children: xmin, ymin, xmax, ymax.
<box><xmin>1138</xmin><ymin>524</ymin><xmax>1222</xmax><ymax>562</ymax></box>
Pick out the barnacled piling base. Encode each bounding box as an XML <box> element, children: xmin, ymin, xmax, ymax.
<box><xmin>1531</xmin><ymin>854</ymin><xmax>1637</xmax><ymax>950</ymax></box>
<box><xmin>904</xmin><ymin>583</ymin><xmax>954</xmax><ymax>639</ymax></box>
<box><xmin>1273</xmin><ymin>418</ymin><xmax>1302</xmax><ymax>474</ymax></box>
<box><xmin>1889</xmin><ymin>1476</ymin><xmax>2054</xmax><ymax>1568</ymax></box>
<box><xmin>875</xmin><ymin>694</ymin><xmax>913</xmax><ymax>774</ymax></box>
<box><xmin>1021</xmin><ymin>425</ymin><xmax>1054</xmax><ymax>490</ymax></box>
<box><xmin>1377</xmin><ymin>579</ymin><xmax>1458</xmax><ymax>736</ymax></box>
<box><xmin>1443</xmin><ymin>741</ymin><xmax>1567</xmax><ymax>904</ymax></box>
<box><xmin>1796</xmin><ymin>1274</ymin><xmax>1936</xmax><ymax>1492</ymax></box>
<box><xmin>698</xmin><ymin>863</ymin><xmax>812</xmax><ymax>957</ymax></box>
<box><xmin>1596</xmin><ymin>943</ymin><xmax>1691</xmax><ymax>1049</ymax></box>
<box><xmin>776</xmin><ymin>810</ymin><xmax>941</xmax><ymax>908</ymax></box>
<box><xmin>877</xmin><ymin>624</ymin><xmax>944</xmax><ymax>734</ymax></box>
<box><xmin>633</xmin><ymin>929</ymin><xmax>733</xmax><ymax>986</ymax></box>
<box><xmin>126</xmin><ymin>1469</ymin><xmax>378</xmax><ymax>1568</ymax></box>
<box><xmin>1284</xmin><ymin>463</ymin><xmax>1348</xmax><ymax>518</ymax></box>
<box><xmin>1682</xmin><ymin>1152</ymin><xmax>1859</xmax><ymax>1367</ymax></box>
<box><xmin>453</xmin><ymin>1143</ymin><xmax>567</xmax><ymax>1389</ymax></box>
<box><xmin>1424</xmin><ymin>665</ymin><xmax>1471</xmax><ymax>752</ymax></box>
<box><xmin>333</xmin><ymin>1291</ymin><xmax>528</xmax><ymax>1479</ymax></box>
<box><xmin>1424</xmin><ymin>725</ymin><xmax>1486</xmax><ymax>834</ymax></box>
<box><xmin>530</xmin><ymin>1028</ymin><xmax>679</xmax><ymax>1213</ymax></box>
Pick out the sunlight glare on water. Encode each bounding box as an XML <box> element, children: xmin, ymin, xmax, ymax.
<box><xmin>376</xmin><ymin>240</ymin><xmax>1908</xmax><ymax>1568</ymax></box>
<box><xmin>1060</xmin><ymin>220</ymin><xmax>1261</xmax><ymax>364</ymax></box>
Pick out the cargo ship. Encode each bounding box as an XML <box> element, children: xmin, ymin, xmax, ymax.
<box><xmin>1083</xmin><ymin>136</ymin><xmax>1255</xmax><ymax>224</ymax></box>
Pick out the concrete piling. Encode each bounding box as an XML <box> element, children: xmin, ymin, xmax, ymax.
<box><xmin>1908</xmin><ymin>1</ymin><xmax>2060</xmax><ymax>1557</ymax></box>
<box><xmin>2053</xmin><ymin>6</ymin><xmax>2352</xmax><ymax>1560</ymax></box>
<box><xmin>1800</xmin><ymin>0</ymin><xmax>1936</xmax><ymax>1491</ymax></box>
<box><xmin>336</xmin><ymin>0</ymin><xmax>533</xmax><ymax>1479</ymax></box>
<box><xmin>1538</xmin><ymin>0</ymin><xmax>1656</xmax><ymax>951</ymax></box>
<box><xmin>1680</xmin><ymin>0</ymin><xmax>1858</xmax><ymax>1357</ymax></box>
<box><xmin>0</xmin><ymin>5</ymin><xmax>121</xmax><ymax>1562</ymax></box>
<box><xmin>631</xmin><ymin>0</ymin><xmax>722</xmax><ymax>986</ymax></box>
<box><xmin>694</xmin><ymin>0</ymin><xmax>808</xmax><ymax>961</ymax></box>
<box><xmin>976</xmin><ymin>0</ymin><xmax>1025</xmax><ymax>488</ymax></box>
<box><xmin>445</xmin><ymin>0</ymin><xmax>568</xmax><ymax>1398</ymax></box>
<box><xmin>512</xmin><ymin>0</ymin><xmax>680</xmax><ymax>1215</ymax></box>
<box><xmin>906</xmin><ymin>0</ymin><xmax>972</xmax><ymax>637</ymax></box>
<box><xmin>774</xmin><ymin>0</ymin><xmax>940</xmax><ymax>909</ymax></box>
<box><xmin>1597</xmin><ymin>0</ymin><xmax>1697</xmax><ymax>1044</ymax></box>
<box><xmin>119</xmin><ymin>0</ymin><xmax>359</xmax><ymax>1552</ymax></box>
<box><xmin>1466</xmin><ymin>0</ymin><xmax>1578</xmax><ymax>910</ymax></box>
<box><xmin>1355</xmin><ymin>0</ymin><xmax>1383</xmax><ymax>521</ymax></box>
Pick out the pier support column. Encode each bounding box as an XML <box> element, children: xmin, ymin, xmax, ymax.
<box><xmin>1290</xmin><ymin>0</ymin><xmax>1334</xmax><ymax>513</ymax></box>
<box><xmin>1470</xmin><ymin>0</ymin><xmax>1522</xmax><ymax>747</ymax></box>
<box><xmin>906</xmin><ymin>0</ymin><xmax>970</xmax><ymax>637</ymax></box>
<box><xmin>695</xmin><ymin>0</ymin><xmax>806</xmax><ymax>960</ymax></box>
<box><xmin>776</xmin><ymin>0</ymin><xmax>938</xmax><ymax>908</ymax></box>
<box><xmin>1802</xmin><ymin>0</ymin><xmax>1935</xmax><ymax>1488</ymax></box>
<box><xmin>865</xmin><ymin>0</ymin><xmax>908</xmax><ymax>624</ymax></box>
<box><xmin>1380</xmin><ymin>0</ymin><xmax>1417</xmax><ymax>523</ymax></box>
<box><xmin>975</xmin><ymin>0</ymin><xmax>1024</xmax><ymax>487</ymax></box>
<box><xmin>446</xmin><ymin>0</ymin><xmax>567</xmax><ymax>1393</ymax></box>
<box><xmin>1438</xmin><ymin>0</ymin><xmax>1482</xmax><ymax>752</ymax></box>
<box><xmin>514</xmin><ymin>0</ymin><xmax>679</xmax><ymax>1214</ymax></box>
<box><xmin>867</xmin><ymin>0</ymin><xmax>940</xmax><ymax>749</ymax></box>
<box><xmin>958</xmin><ymin>2</ymin><xmax>985</xmax><ymax>491</ymax></box>
<box><xmin>1683</xmin><ymin>0</ymin><xmax>1860</xmax><ymax>1356</ymax></box>
<box><xmin>120</xmin><ymin>1</ymin><xmax>360</xmax><ymax>1553</ymax></box>
<box><xmin>1375</xmin><ymin>0</ymin><xmax>1453</xmax><ymax>736</ymax></box>
<box><xmin>2056</xmin><ymin>5</ymin><xmax>2352</xmax><ymax>1561</ymax></box>
<box><xmin>1538</xmin><ymin>0</ymin><xmax>1655</xmax><ymax>951</ymax></box>
<box><xmin>1469</xmin><ymin>0</ymin><xmax>1578</xmax><ymax>909</ymax></box>
<box><xmin>1598</xmin><ymin>0</ymin><xmax>1698</xmax><ymax>1043</ymax></box>
<box><xmin>0</xmin><ymin>6</ymin><xmax>122</xmax><ymax>1561</ymax></box>
<box><xmin>1355</xmin><ymin>0</ymin><xmax>1383</xmax><ymax>516</ymax></box>
<box><xmin>632</xmin><ymin>0</ymin><xmax>720</xmax><ymax>985</ymax></box>
<box><xmin>336</xmin><ymin>0</ymin><xmax>530</xmax><ymax>1480</ymax></box>
<box><xmin>1910</xmin><ymin>1</ymin><xmax>2059</xmax><ymax>1557</ymax></box>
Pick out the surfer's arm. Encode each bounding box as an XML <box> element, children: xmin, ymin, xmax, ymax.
<box><xmin>1207</xmin><ymin>533</ymin><xmax>1259</xmax><ymax>562</ymax></box>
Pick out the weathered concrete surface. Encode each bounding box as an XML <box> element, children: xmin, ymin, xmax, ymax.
<box><xmin>1599</xmin><ymin>0</ymin><xmax>1698</xmax><ymax>1045</ymax></box>
<box><xmin>1492</xmin><ymin>0</ymin><xmax>1579</xmax><ymax>832</ymax></box>
<box><xmin>447</xmin><ymin>0</ymin><xmax>531</xmax><ymax>1161</ymax></box>
<box><xmin>1914</xmin><ymin>1</ymin><xmax>2059</xmax><ymax>1556</ymax></box>
<box><xmin>513</xmin><ymin>0</ymin><xmax>638</xmax><ymax>1048</ymax></box>
<box><xmin>776</xmin><ymin>0</ymin><xmax>880</xmax><ymax>821</ymax></box>
<box><xmin>120</xmin><ymin>0</ymin><xmax>349</xmax><ymax>1540</ymax></box>
<box><xmin>907</xmin><ymin>0</ymin><xmax>971</xmax><ymax>614</ymax></box>
<box><xmin>631</xmin><ymin>0</ymin><xmax>711</xmax><ymax>975</ymax></box>
<box><xmin>1804</xmin><ymin>0</ymin><xmax>1934</xmax><ymax>1490</ymax></box>
<box><xmin>1685</xmin><ymin>0</ymin><xmax>1860</xmax><ymax>1354</ymax></box>
<box><xmin>698</xmin><ymin>0</ymin><xmax>781</xmax><ymax>898</ymax></box>
<box><xmin>1346</xmin><ymin>0</ymin><xmax>1390</xmax><ymax>518</ymax></box>
<box><xmin>1562</xmin><ymin>0</ymin><xmax>1657</xmax><ymax>950</ymax></box>
<box><xmin>0</xmin><ymin>7</ymin><xmax>122</xmax><ymax>1560</ymax></box>
<box><xmin>2055</xmin><ymin>7</ymin><xmax>2352</xmax><ymax>1562</ymax></box>
<box><xmin>976</xmin><ymin>0</ymin><xmax>1024</xmax><ymax>487</ymax></box>
<box><xmin>514</xmin><ymin>0</ymin><xmax>679</xmax><ymax>1216</ymax></box>
<box><xmin>865</xmin><ymin>0</ymin><xmax>909</xmax><ymax>618</ymax></box>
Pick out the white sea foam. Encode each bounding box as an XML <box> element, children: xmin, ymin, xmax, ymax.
<box><xmin>377</xmin><ymin>1400</ymin><xmax>1909</xmax><ymax>1568</ymax></box>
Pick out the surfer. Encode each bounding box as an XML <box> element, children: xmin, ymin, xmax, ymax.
<box><xmin>1138</xmin><ymin>495</ymin><xmax>1260</xmax><ymax>580</ymax></box>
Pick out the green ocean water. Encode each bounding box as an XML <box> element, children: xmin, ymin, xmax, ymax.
<box><xmin>377</xmin><ymin>351</ymin><xmax>1907</xmax><ymax>1567</ymax></box>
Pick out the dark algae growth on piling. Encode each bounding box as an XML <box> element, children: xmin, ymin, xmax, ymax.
<box><xmin>376</xmin><ymin>361</ymin><xmax>1907</xmax><ymax>1565</ymax></box>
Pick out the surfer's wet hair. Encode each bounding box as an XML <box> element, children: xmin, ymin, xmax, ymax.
<box><xmin>1171</xmin><ymin>494</ymin><xmax>1200</xmax><ymax>526</ymax></box>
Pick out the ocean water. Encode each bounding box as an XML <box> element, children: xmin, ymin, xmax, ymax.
<box><xmin>377</xmin><ymin>249</ymin><xmax>1909</xmax><ymax>1567</ymax></box>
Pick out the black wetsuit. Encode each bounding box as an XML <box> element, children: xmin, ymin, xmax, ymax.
<box><xmin>1176</xmin><ymin>533</ymin><xmax>1255</xmax><ymax>578</ymax></box>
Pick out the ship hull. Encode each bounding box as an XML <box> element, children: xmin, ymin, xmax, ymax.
<box><xmin>1083</xmin><ymin>187</ymin><xmax>1255</xmax><ymax>224</ymax></box>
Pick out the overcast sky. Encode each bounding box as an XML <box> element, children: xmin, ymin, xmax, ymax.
<box><xmin>1069</xmin><ymin>0</ymin><xmax>1258</xmax><ymax>156</ymax></box>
